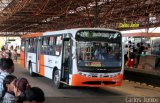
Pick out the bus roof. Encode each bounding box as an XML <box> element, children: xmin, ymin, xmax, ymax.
<box><xmin>43</xmin><ymin>28</ymin><xmax>120</xmax><ymax>36</ymax></box>
<box><xmin>21</xmin><ymin>28</ymin><xmax>120</xmax><ymax>38</ymax></box>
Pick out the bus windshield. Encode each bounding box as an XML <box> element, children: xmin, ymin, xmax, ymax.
<box><xmin>76</xmin><ymin>30</ymin><xmax>122</xmax><ymax>68</ymax></box>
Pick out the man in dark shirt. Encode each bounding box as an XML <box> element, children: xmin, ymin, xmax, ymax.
<box><xmin>136</xmin><ymin>43</ymin><xmax>145</xmax><ymax>67</ymax></box>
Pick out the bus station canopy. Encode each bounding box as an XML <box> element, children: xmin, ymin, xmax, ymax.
<box><xmin>0</xmin><ymin>0</ymin><xmax>160</xmax><ymax>36</ymax></box>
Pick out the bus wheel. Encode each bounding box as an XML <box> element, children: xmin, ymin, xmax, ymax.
<box><xmin>29</xmin><ymin>63</ymin><xmax>35</xmax><ymax>77</ymax></box>
<box><xmin>53</xmin><ymin>70</ymin><xmax>63</xmax><ymax>89</ymax></box>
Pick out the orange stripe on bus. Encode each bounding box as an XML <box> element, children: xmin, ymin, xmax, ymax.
<box><xmin>20</xmin><ymin>51</ymin><xmax>25</xmax><ymax>68</ymax></box>
<box><xmin>72</xmin><ymin>74</ymin><xmax>123</xmax><ymax>87</ymax></box>
<box><xmin>21</xmin><ymin>32</ymin><xmax>43</xmax><ymax>38</ymax></box>
<box><xmin>39</xmin><ymin>54</ymin><xmax>44</xmax><ymax>76</ymax></box>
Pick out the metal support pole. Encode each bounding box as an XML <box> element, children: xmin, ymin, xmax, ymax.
<box><xmin>146</xmin><ymin>16</ymin><xmax>150</xmax><ymax>33</ymax></box>
<box><xmin>94</xmin><ymin>0</ymin><xmax>99</xmax><ymax>27</ymax></box>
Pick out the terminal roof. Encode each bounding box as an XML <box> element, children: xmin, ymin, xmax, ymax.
<box><xmin>0</xmin><ymin>0</ymin><xmax>160</xmax><ymax>36</ymax></box>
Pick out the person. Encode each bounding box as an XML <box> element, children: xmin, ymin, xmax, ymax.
<box><xmin>155</xmin><ymin>44</ymin><xmax>160</xmax><ymax>68</ymax></box>
<box><xmin>13</xmin><ymin>49</ymin><xmax>18</xmax><ymax>62</ymax></box>
<box><xmin>2</xmin><ymin>75</ymin><xmax>17</xmax><ymax>103</ymax></box>
<box><xmin>124</xmin><ymin>45</ymin><xmax>129</xmax><ymax>65</ymax></box>
<box><xmin>94</xmin><ymin>43</ymin><xmax>103</xmax><ymax>60</ymax></box>
<box><xmin>8</xmin><ymin>50</ymin><xmax>12</xmax><ymax>59</ymax></box>
<box><xmin>145</xmin><ymin>44</ymin><xmax>151</xmax><ymax>55</ymax></box>
<box><xmin>13</xmin><ymin>78</ymin><xmax>31</xmax><ymax>103</ymax></box>
<box><xmin>5</xmin><ymin>50</ymin><xmax>10</xmax><ymax>59</ymax></box>
<box><xmin>1</xmin><ymin>46</ymin><xmax>5</xmax><ymax>52</ymax></box>
<box><xmin>23</xmin><ymin>87</ymin><xmax>45</xmax><ymax>103</ymax></box>
<box><xmin>0</xmin><ymin>58</ymin><xmax>14</xmax><ymax>97</ymax></box>
<box><xmin>128</xmin><ymin>41</ymin><xmax>133</xmax><ymax>48</ymax></box>
<box><xmin>106</xmin><ymin>46</ymin><xmax>113</xmax><ymax>54</ymax></box>
<box><xmin>10</xmin><ymin>46</ymin><xmax>13</xmax><ymax>51</ymax></box>
<box><xmin>127</xmin><ymin>45</ymin><xmax>136</xmax><ymax>68</ymax></box>
<box><xmin>102</xmin><ymin>46</ymin><xmax>113</xmax><ymax>59</ymax></box>
<box><xmin>64</xmin><ymin>48</ymin><xmax>70</xmax><ymax>67</ymax></box>
<box><xmin>136</xmin><ymin>43</ymin><xmax>145</xmax><ymax>67</ymax></box>
<box><xmin>0</xmin><ymin>52</ymin><xmax>3</xmax><ymax>59</ymax></box>
<box><xmin>0</xmin><ymin>48</ymin><xmax>6</xmax><ymax>58</ymax></box>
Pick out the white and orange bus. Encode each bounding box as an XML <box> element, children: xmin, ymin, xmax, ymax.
<box><xmin>20</xmin><ymin>28</ymin><xmax>124</xmax><ymax>88</ymax></box>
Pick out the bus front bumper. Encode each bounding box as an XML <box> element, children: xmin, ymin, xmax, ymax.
<box><xmin>71</xmin><ymin>74</ymin><xmax>123</xmax><ymax>87</ymax></box>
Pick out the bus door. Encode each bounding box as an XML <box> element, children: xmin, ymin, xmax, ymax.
<box><xmin>36</xmin><ymin>37</ymin><xmax>41</xmax><ymax>73</ymax></box>
<box><xmin>61</xmin><ymin>38</ymin><xmax>72</xmax><ymax>83</ymax></box>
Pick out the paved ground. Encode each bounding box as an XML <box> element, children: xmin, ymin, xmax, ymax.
<box><xmin>13</xmin><ymin>61</ymin><xmax>160</xmax><ymax>103</ymax></box>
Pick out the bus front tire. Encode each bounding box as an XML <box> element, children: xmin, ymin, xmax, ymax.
<box><xmin>53</xmin><ymin>70</ymin><xmax>63</xmax><ymax>89</ymax></box>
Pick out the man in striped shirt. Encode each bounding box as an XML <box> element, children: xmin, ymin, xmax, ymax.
<box><xmin>0</xmin><ymin>58</ymin><xmax>14</xmax><ymax>98</ymax></box>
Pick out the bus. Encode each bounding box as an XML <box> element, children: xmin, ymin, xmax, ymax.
<box><xmin>20</xmin><ymin>28</ymin><xmax>124</xmax><ymax>88</ymax></box>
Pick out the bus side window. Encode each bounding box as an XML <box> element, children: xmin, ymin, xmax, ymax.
<box><xmin>41</xmin><ymin>37</ymin><xmax>45</xmax><ymax>54</ymax></box>
<box><xmin>41</xmin><ymin>37</ymin><xmax>49</xmax><ymax>54</ymax></box>
<box><xmin>21</xmin><ymin>39</ymin><xmax>25</xmax><ymax>52</ymax></box>
<box><xmin>55</xmin><ymin>45</ymin><xmax>62</xmax><ymax>56</ymax></box>
<box><xmin>28</xmin><ymin>38</ymin><xmax>34</xmax><ymax>52</ymax></box>
<box><xmin>40</xmin><ymin>38</ymin><xmax>43</xmax><ymax>54</ymax></box>
<box><xmin>33</xmin><ymin>38</ymin><xmax>37</xmax><ymax>53</ymax></box>
<box><xmin>49</xmin><ymin>36</ymin><xmax>55</xmax><ymax>55</ymax></box>
<box><xmin>54</xmin><ymin>36</ymin><xmax>62</xmax><ymax>56</ymax></box>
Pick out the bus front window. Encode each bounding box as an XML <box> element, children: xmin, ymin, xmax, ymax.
<box><xmin>77</xmin><ymin>42</ymin><xmax>122</xmax><ymax>68</ymax></box>
<box><xmin>76</xmin><ymin>30</ymin><xmax>122</xmax><ymax>69</ymax></box>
